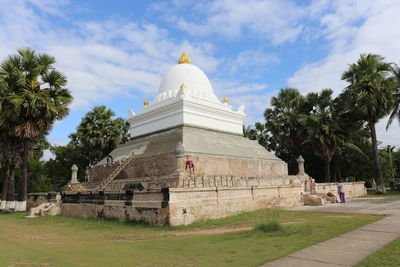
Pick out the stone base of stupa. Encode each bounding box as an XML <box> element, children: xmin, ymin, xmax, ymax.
<box><xmin>87</xmin><ymin>125</ymin><xmax>305</xmax><ymax>189</ymax></box>
<box><xmin>60</xmin><ymin>125</ymin><xmax>308</xmax><ymax>225</ymax></box>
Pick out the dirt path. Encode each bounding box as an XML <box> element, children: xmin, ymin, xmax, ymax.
<box><xmin>170</xmin><ymin>226</ymin><xmax>253</xmax><ymax>236</ymax></box>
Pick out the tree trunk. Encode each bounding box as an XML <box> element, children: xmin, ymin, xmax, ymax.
<box><xmin>332</xmin><ymin>155</ymin><xmax>337</xmax><ymax>182</ymax></box>
<box><xmin>6</xmin><ymin>167</ymin><xmax>16</xmax><ymax>210</ymax></box>
<box><xmin>333</xmin><ymin>154</ymin><xmax>342</xmax><ymax>182</ymax></box>
<box><xmin>369</xmin><ymin>120</ymin><xmax>386</xmax><ymax>194</ymax></box>
<box><xmin>325</xmin><ymin>159</ymin><xmax>331</xmax><ymax>183</ymax></box>
<box><xmin>0</xmin><ymin>167</ymin><xmax>10</xmax><ymax>210</ymax></box>
<box><xmin>337</xmin><ymin>155</ymin><xmax>342</xmax><ymax>180</ymax></box>
<box><xmin>16</xmin><ymin>145</ymin><xmax>29</xmax><ymax>211</ymax></box>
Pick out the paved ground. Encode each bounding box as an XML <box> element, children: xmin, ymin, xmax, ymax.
<box><xmin>262</xmin><ymin>197</ymin><xmax>400</xmax><ymax>267</ymax></box>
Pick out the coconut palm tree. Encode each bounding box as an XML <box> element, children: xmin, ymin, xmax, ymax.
<box><xmin>0</xmin><ymin>48</ymin><xmax>72</xmax><ymax>210</ymax></box>
<box><xmin>341</xmin><ymin>53</ymin><xmax>395</xmax><ymax>193</ymax></box>
<box><xmin>387</xmin><ymin>64</ymin><xmax>400</xmax><ymax>129</ymax></box>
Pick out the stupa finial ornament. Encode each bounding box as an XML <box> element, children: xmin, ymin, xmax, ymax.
<box><xmin>178</xmin><ymin>51</ymin><xmax>191</xmax><ymax>64</ymax></box>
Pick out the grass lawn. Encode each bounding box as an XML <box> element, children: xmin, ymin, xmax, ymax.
<box><xmin>355</xmin><ymin>237</ymin><xmax>400</xmax><ymax>267</ymax></box>
<box><xmin>0</xmin><ymin>209</ymin><xmax>383</xmax><ymax>267</ymax></box>
<box><xmin>363</xmin><ymin>190</ymin><xmax>400</xmax><ymax>197</ymax></box>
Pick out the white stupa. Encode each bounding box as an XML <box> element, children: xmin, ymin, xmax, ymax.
<box><xmin>128</xmin><ymin>51</ymin><xmax>246</xmax><ymax>137</ymax></box>
<box><xmin>86</xmin><ymin>51</ymin><xmax>300</xmax><ymax>227</ymax></box>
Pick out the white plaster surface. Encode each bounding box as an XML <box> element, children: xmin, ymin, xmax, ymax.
<box><xmin>15</xmin><ymin>201</ymin><xmax>27</xmax><ymax>211</ymax></box>
<box><xmin>156</xmin><ymin>64</ymin><xmax>219</xmax><ymax>103</ymax></box>
<box><xmin>128</xmin><ymin>62</ymin><xmax>245</xmax><ymax>137</ymax></box>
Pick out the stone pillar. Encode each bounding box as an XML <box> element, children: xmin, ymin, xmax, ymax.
<box><xmin>71</xmin><ymin>164</ymin><xmax>79</xmax><ymax>184</ymax></box>
<box><xmin>297</xmin><ymin>155</ymin><xmax>305</xmax><ymax>175</ymax></box>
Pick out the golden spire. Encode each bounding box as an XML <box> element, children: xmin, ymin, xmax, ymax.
<box><xmin>144</xmin><ymin>99</ymin><xmax>149</xmax><ymax>106</ymax></box>
<box><xmin>223</xmin><ymin>97</ymin><xmax>229</xmax><ymax>103</ymax></box>
<box><xmin>180</xmin><ymin>83</ymin><xmax>187</xmax><ymax>89</ymax></box>
<box><xmin>178</xmin><ymin>51</ymin><xmax>191</xmax><ymax>64</ymax></box>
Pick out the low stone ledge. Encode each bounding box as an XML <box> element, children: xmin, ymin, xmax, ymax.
<box><xmin>314</xmin><ymin>182</ymin><xmax>367</xmax><ymax>199</ymax></box>
<box><xmin>169</xmin><ymin>184</ymin><xmax>302</xmax><ymax>193</ymax></box>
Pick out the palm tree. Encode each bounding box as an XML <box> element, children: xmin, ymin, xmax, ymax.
<box><xmin>341</xmin><ymin>53</ymin><xmax>395</xmax><ymax>193</ymax></box>
<box><xmin>387</xmin><ymin>64</ymin><xmax>400</xmax><ymax>129</ymax></box>
<box><xmin>264</xmin><ymin>88</ymin><xmax>308</xmax><ymax>173</ymax></box>
<box><xmin>69</xmin><ymin>106</ymin><xmax>130</xmax><ymax>165</ymax></box>
<box><xmin>0</xmin><ymin>48</ymin><xmax>72</xmax><ymax>211</ymax></box>
<box><xmin>299</xmin><ymin>90</ymin><xmax>343</xmax><ymax>182</ymax></box>
<box><xmin>0</xmin><ymin>135</ymin><xmax>23</xmax><ymax>210</ymax></box>
<box><xmin>243</xmin><ymin>123</ymin><xmax>273</xmax><ymax>150</ymax></box>
<box><xmin>243</xmin><ymin>125</ymin><xmax>256</xmax><ymax>139</ymax></box>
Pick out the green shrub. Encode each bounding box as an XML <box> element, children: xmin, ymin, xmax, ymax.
<box><xmin>254</xmin><ymin>221</ymin><xmax>283</xmax><ymax>233</ymax></box>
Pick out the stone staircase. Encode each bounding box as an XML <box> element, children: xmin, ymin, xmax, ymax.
<box><xmin>96</xmin><ymin>152</ymin><xmax>135</xmax><ymax>191</ymax></box>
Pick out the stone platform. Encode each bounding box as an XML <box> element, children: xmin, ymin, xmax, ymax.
<box><xmin>88</xmin><ymin>125</ymin><xmax>289</xmax><ymax>190</ymax></box>
<box><xmin>61</xmin><ymin>184</ymin><xmax>303</xmax><ymax>226</ymax></box>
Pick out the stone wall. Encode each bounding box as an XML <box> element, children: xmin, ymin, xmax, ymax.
<box><xmin>61</xmin><ymin>190</ymin><xmax>169</xmax><ymax>225</ymax></box>
<box><xmin>95</xmin><ymin>173</ymin><xmax>308</xmax><ymax>192</ymax></box>
<box><xmin>59</xmin><ymin>184</ymin><xmax>304</xmax><ymax>226</ymax></box>
<box><xmin>88</xmin><ymin>125</ymin><xmax>289</xmax><ymax>184</ymax></box>
<box><xmin>0</xmin><ymin>193</ymin><xmax>58</xmax><ymax>211</ymax></box>
<box><xmin>89</xmin><ymin>153</ymin><xmax>178</xmax><ymax>183</ymax></box>
<box><xmin>314</xmin><ymin>182</ymin><xmax>367</xmax><ymax>199</ymax></box>
<box><xmin>89</xmin><ymin>154</ymin><xmax>289</xmax><ymax>187</ymax></box>
<box><xmin>178</xmin><ymin>173</ymin><xmax>307</xmax><ymax>188</ymax></box>
<box><xmin>168</xmin><ymin>185</ymin><xmax>303</xmax><ymax>225</ymax></box>
<box><xmin>27</xmin><ymin>192</ymin><xmax>58</xmax><ymax>210</ymax></box>
<box><xmin>184</xmin><ymin>155</ymin><xmax>288</xmax><ymax>177</ymax></box>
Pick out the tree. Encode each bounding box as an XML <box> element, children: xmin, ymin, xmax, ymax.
<box><xmin>45</xmin><ymin>144</ymin><xmax>88</xmax><ymax>189</ymax></box>
<box><xmin>69</xmin><ymin>106</ymin><xmax>130</xmax><ymax>166</ymax></box>
<box><xmin>0</xmin><ymin>48</ymin><xmax>72</xmax><ymax>210</ymax></box>
<box><xmin>243</xmin><ymin>122</ymin><xmax>274</xmax><ymax>150</ymax></box>
<box><xmin>341</xmin><ymin>53</ymin><xmax>395</xmax><ymax>193</ymax></box>
<box><xmin>380</xmin><ymin>145</ymin><xmax>396</xmax><ymax>182</ymax></box>
<box><xmin>264</xmin><ymin>88</ymin><xmax>309</xmax><ymax>174</ymax></box>
<box><xmin>299</xmin><ymin>90</ymin><xmax>342</xmax><ymax>182</ymax></box>
<box><xmin>387</xmin><ymin>64</ymin><xmax>400</xmax><ymax>129</ymax></box>
<box><xmin>243</xmin><ymin>125</ymin><xmax>256</xmax><ymax>140</ymax></box>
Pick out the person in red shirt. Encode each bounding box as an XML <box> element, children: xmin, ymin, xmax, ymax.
<box><xmin>185</xmin><ymin>159</ymin><xmax>195</xmax><ymax>176</ymax></box>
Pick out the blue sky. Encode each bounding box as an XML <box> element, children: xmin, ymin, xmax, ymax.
<box><xmin>1</xmin><ymin>0</ymin><xmax>399</xmax><ymax>150</ymax></box>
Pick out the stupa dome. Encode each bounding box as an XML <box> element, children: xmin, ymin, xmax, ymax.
<box><xmin>154</xmin><ymin>53</ymin><xmax>220</xmax><ymax>103</ymax></box>
<box><xmin>129</xmin><ymin>51</ymin><xmax>245</xmax><ymax>137</ymax></box>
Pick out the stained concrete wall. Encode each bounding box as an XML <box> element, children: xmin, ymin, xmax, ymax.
<box><xmin>183</xmin><ymin>155</ymin><xmax>288</xmax><ymax>177</ymax></box>
<box><xmin>59</xmin><ymin>184</ymin><xmax>303</xmax><ymax>226</ymax></box>
<box><xmin>88</xmin><ymin>125</ymin><xmax>288</xmax><ymax>184</ymax></box>
<box><xmin>89</xmin><ymin>154</ymin><xmax>178</xmax><ymax>183</ymax></box>
<box><xmin>60</xmin><ymin>190</ymin><xmax>169</xmax><ymax>225</ymax></box>
<box><xmin>314</xmin><ymin>182</ymin><xmax>367</xmax><ymax>199</ymax></box>
<box><xmin>169</xmin><ymin>185</ymin><xmax>303</xmax><ymax>225</ymax></box>
<box><xmin>178</xmin><ymin>174</ymin><xmax>307</xmax><ymax>188</ymax></box>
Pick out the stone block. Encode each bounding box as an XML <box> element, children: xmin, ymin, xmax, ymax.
<box><xmin>303</xmin><ymin>194</ymin><xmax>325</xmax><ymax>206</ymax></box>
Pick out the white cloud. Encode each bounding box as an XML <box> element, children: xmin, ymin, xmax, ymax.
<box><xmin>222</xmin><ymin>83</ymin><xmax>267</xmax><ymax>95</ymax></box>
<box><xmin>229</xmin><ymin>50</ymin><xmax>280</xmax><ymax>75</ymax></box>
<box><xmin>230</xmin><ymin>92</ymin><xmax>278</xmax><ymax>126</ymax></box>
<box><xmin>376</xmin><ymin>117</ymin><xmax>400</xmax><ymax>149</ymax></box>
<box><xmin>210</xmin><ymin>78</ymin><xmax>277</xmax><ymax>127</ymax></box>
<box><xmin>159</xmin><ymin>0</ymin><xmax>306</xmax><ymax>44</ymax></box>
<box><xmin>0</xmin><ymin>1</ymin><xmax>220</xmax><ymax>110</ymax></box>
<box><xmin>288</xmin><ymin>0</ymin><xmax>400</xmax><ymax>146</ymax></box>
